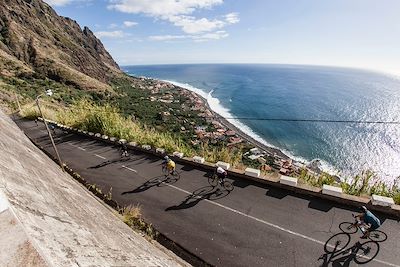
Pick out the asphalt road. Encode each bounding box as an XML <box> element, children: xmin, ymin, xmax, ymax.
<box><xmin>15</xmin><ymin>118</ymin><xmax>400</xmax><ymax>267</ymax></box>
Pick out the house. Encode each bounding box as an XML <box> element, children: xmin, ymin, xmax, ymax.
<box><xmin>229</xmin><ymin>137</ymin><xmax>242</xmax><ymax>144</ymax></box>
<box><xmin>226</xmin><ymin>130</ymin><xmax>236</xmax><ymax>136</ymax></box>
<box><xmin>250</xmin><ymin>147</ymin><xmax>261</xmax><ymax>155</ymax></box>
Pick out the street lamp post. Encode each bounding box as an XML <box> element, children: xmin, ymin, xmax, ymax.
<box><xmin>36</xmin><ymin>89</ymin><xmax>64</xmax><ymax>171</ymax></box>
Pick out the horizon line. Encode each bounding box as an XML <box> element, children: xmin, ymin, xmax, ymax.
<box><xmin>119</xmin><ymin>63</ymin><xmax>400</xmax><ymax>78</ymax></box>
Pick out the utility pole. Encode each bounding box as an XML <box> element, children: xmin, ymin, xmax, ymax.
<box><xmin>36</xmin><ymin>90</ymin><xmax>64</xmax><ymax>172</ymax></box>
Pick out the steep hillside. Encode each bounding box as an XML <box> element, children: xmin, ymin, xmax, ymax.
<box><xmin>0</xmin><ymin>0</ymin><xmax>121</xmax><ymax>91</ymax></box>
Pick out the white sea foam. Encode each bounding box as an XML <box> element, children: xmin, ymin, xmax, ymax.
<box><xmin>163</xmin><ymin>79</ymin><xmax>339</xmax><ymax>175</ymax></box>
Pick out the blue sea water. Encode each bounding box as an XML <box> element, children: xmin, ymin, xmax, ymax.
<box><xmin>123</xmin><ymin>64</ymin><xmax>400</xmax><ymax>182</ymax></box>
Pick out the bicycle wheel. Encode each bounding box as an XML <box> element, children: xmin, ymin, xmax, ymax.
<box><xmin>208</xmin><ymin>175</ymin><xmax>218</xmax><ymax>187</ymax></box>
<box><xmin>354</xmin><ymin>241</ymin><xmax>379</xmax><ymax>264</ymax></box>
<box><xmin>339</xmin><ymin>222</ymin><xmax>358</xmax><ymax>234</ymax></box>
<box><xmin>162</xmin><ymin>166</ymin><xmax>168</xmax><ymax>176</ymax></box>
<box><xmin>223</xmin><ymin>181</ymin><xmax>234</xmax><ymax>191</ymax></box>
<box><xmin>369</xmin><ymin>230</ymin><xmax>387</xmax><ymax>242</ymax></box>
<box><xmin>171</xmin><ymin>170</ymin><xmax>180</xmax><ymax>180</ymax></box>
<box><xmin>324</xmin><ymin>233</ymin><xmax>351</xmax><ymax>253</ymax></box>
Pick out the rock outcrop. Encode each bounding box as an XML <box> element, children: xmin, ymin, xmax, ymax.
<box><xmin>0</xmin><ymin>0</ymin><xmax>121</xmax><ymax>91</ymax></box>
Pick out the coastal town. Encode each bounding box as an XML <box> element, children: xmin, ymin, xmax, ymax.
<box><xmin>131</xmin><ymin>77</ymin><xmax>322</xmax><ymax>178</ymax></box>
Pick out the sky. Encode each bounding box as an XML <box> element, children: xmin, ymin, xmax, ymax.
<box><xmin>45</xmin><ymin>0</ymin><xmax>400</xmax><ymax>75</ymax></box>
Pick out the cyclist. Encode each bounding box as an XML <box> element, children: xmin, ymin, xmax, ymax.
<box><xmin>216</xmin><ymin>166</ymin><xmax>227</xmax><ymax>184</ymax></box>
<box><xmin>354</xmin><ymin>206</ymin><xmax>381</xmax><ymax>238</ymax></box>
<box><xmin>120</xmin><ymin>141</ymin><xmax>128</xmax><ymax>157</ymax></box>
<box><xmin>162</xmin><ymin>156</ymin><xmax>176</xmax><ymax>176</ymax></box>
<box><xmin>49</xmin><ymin>124</ymin><xmax>56</xmax><ymax>135</ymax></box>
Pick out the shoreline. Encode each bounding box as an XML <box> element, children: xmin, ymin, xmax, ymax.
<box><xmin>159</xmin><ymin>79</ymin><xmax>291</xmax><ymax>160</ymax></box>
<box><xmin>205</xmin><ymin>101</ymin><xmax>290</xmax><ymax>160</ymax></box>
<box><xmin>135</xmin><ymin>75</ymin><xmax>319</xmax><ymax>174</ymax></box>
<box><xmin>169</xmin><ymin>82</ymin><xmax>294</xmax><ymax>162</ymax></box>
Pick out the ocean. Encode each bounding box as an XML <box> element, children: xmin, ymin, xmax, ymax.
<box><xmin>123</xmin><ymin>64</ymin><xmax>400</xmax><ymax>182</ymax></box>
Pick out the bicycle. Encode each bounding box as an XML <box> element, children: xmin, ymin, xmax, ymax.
<box><xmin>208</xmin><ymin>171</ymin><xmax>234</xmax><ymax>191</ymax></box>
<box><xmin>162</xmin><ymin>165</ymin><xmax>180</xmax><ymax>181</ymax></box>
<box><xmin>121</xmin><ymin>149</ymin><xmax>129</xmax><ymax>157</ymax></box>
<box><xmin>339</xmin><ymin>214</ymin><xmax>387</xmax><ymax>242</ymax></box>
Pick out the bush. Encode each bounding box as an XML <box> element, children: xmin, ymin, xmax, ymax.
<box><xmin>296</xmin><ymin>169</ymin><xmax>335</xmax><ymax>187</ymax></box>
<box><xmin>341</xmin><ymin>170</ymin><xmax>375</xmax><ymax>196</ymax></box>
<box><xmin>121</xmin><ymin>205</ymin><xmax>157</xmax><ymax>239</ymax></box>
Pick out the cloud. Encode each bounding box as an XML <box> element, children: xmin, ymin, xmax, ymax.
<box><xmin>168</xmin><ymin>15</ymin><xmax>225</xmax><ymax>34</ymax></box>
<box><xmin>224</xmin><ymin>12</ymin><xmax>240</xmax><ymax>24</ymax></box>
<box><xmin>123</xmin><ymin>21</ymin><xmax>138</xmax><ymax>27</ymax></box>
<box><xmin>108</xmin><ymin>0</ymin><xmax>239</xmax><ymax>35</ymax></box>
<box><xmin>43</xmin><ymin>0</ymin><xmax>73</xmax><ymax>6</ymax></box>
<box><xmin>44</xmin><ymin>0</ymin><xmax>92</xmax><ymax>6</ymax></box>
<box><xmin>94</xmin><ymin>30</ymin><xmax>126</xmax><ymax>38</ymax></box>
<box><xmin>193</xmin><ymin>30</ymin><xmax>229</xmax><ymax>41</ymax></box>
<box><xmin>149</xmin><ymin>30</ymin><xmax>229</xmax><ymax>42</ymax></box>
<box><xmin>108</xmin><ymin>0</ymin><xmax>223</xmax><ymax>17</ymax></box>
<box><xmin>108</xmin><ymin>23</ymin><xmax>119</xmax><ymax>29</ymax></box>
<box><xmin>149</xmin><ymin>35</ymin><xmax>187</xmax><ymax>41</ymax></box>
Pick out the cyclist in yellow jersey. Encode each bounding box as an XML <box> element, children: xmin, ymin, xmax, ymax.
<box><xmin>162</xmin><ymin>156</ymin><xmax>176</xmax><ymax>175</ymax></box>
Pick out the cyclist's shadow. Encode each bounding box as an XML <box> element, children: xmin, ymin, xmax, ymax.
<box><xmin>318</xmin><ymin>220</ymin><xmax>387</xmax><ymax>267</ymax></box>
<box><xmin>165</xmin><ymin>186</ymin><xmax>229</xmax><ymax>211</ymax></box>
<box><xmin>121</xmin><ymin>176</ymin><xmax>165</xmax><ymax>194</ymax></box>
<box><xmin>319</xmin><ymin>238</ymin><xmax>380</xmax><ymax>267</ymax></box>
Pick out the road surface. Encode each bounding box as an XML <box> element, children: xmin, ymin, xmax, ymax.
<box><xmin>15</xmin><ymin>118</ymin><xmax>400</xmax><ymax>267</ymax></box>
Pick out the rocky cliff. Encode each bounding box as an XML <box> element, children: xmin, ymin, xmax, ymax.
<box><xmin>0</xmin><ymin>0</ymin><xmax>121</xmax><ymax>91</ymax></box>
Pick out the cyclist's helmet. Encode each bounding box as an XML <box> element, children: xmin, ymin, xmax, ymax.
<box><xmin>164</xmin><ymin>156</ymin><xmax>169</xmax><ymax>161</ymax></box>
<box><xmin>360</xmin><ymin>206</ymin><xmax>368</xmax><ymax>213</ymax></box>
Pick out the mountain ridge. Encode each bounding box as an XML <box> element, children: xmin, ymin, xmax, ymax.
<box><xmin>0</xmin><ymin>0</ymin><xmax>121</xmax><ymax>91</ymax></box>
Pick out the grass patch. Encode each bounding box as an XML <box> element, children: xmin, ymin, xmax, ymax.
<box><xmin>60</xmin><ymin>100</ymin><xmax>194</xmax><ymax>154</ymax></box>
<box><xmin>296</xmin><ymin>168</ymin><xmax>336</xmax><ymax>187</ymax></box>
<box><xmin>120</xmin><ymin>205</ymin><xmax>158</xmax><ymax>239</ymax></box>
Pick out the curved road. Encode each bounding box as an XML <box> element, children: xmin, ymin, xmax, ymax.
<box><xmin>16</xmin><ymin>119</ymin><xmax>400</xmax><ymax>267</ymax></box>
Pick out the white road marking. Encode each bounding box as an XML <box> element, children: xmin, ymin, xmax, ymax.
<box><xmin>94</xmin><ymin>154</ymin><xmax>106</xmax><ymax>159</ymax></box>
<box><xmin>122</xmin><ymin>165</ymin><xmax>137</xmax><ymax>173</ymax></box>
<box><xmin>67</xmin><ymin>142</ymin><xmax>86</xmax><ymax>151</ymax></box>
<box><xmin>164</xmin><ymin>183</ymin><xmax>399</xmax><ymax>267</ymax></box>
<box><xmin>68</xmin><ymin>142</ymin><xmax>78</xmax><ymax>147</ymax></box>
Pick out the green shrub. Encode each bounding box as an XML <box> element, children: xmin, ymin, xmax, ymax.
<box><xmin>341</xmin><ymin>170</ymin><xmax>375</xmax><ymax>196</ymax></box>
<box><xmin>393</xmin><ymin>192</ymin><xmax>400</xmax><ymax>205</ymax></box>
<box><xmin>296</xmin><ymin>168</ymin><xmax>335</xmax><ymax>187</ymax></box>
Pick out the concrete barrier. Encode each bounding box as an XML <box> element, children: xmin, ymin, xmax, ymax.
<box><xmin>322</xmin><ymin>184</ymin><xmax>343</xmax><ymax>197</ymax></box>
<box><xmin>371</xmin><ymin>194</ymin><xmax>394</xmax><ymax>207</ymax></box>
<box><xmin>193</xmin><ymin>156</ymin><xmax>205</xmax><ymax>164</ymax></box>
<box><xmin>173</xmin><ymin>151</ymin><xmax>184</xmax><ymax>158</ymax></box>
<box><xmin>156</xmin><ymin>148</ymin><xmax>165</xmax><ymax>154</ymax></box>
<box><xmin>88</xmin><ymin>132</ymin><xmax>94</xmax><ymax>136</ymax></box>
<box><xmin>119</xmin><ymin>139</ymin><xmax>127</xmax><ymax>144</ymax></box>
<box><xmin>128</xmin><ymin>142</ymin><xmax>137</xmax><ymax>147</ymax></box>
<box><xmin>95</xmin><ymin>133</ymin><xmax>101</xmax><ymax>138</ymax></box>
<box><xmin>142</xmin><ymin>145</ymin><xmax>151</xmax><ymax>150</ymax></box>
<box><xmin>83</xmin><ymin>131</ymin><xmax>88</xmax><ymax>135</ymax></box>
<box><xmin>216</xmin><ymin>161</ymin><xmax>230</xmax><ymax>170</ymax></box>
<box><xmin>245</xmin><ymin>167</ymin><xmax>260</xmax><ymax>178</ymax></box>
<box><xmin>280</xmin><ymin>175</ymin><xmax>298</xmax><ymax>186</ymax></box>
<box><xmin>101</xmin><ymin>135</ymin><xmax>109</xmax><ymax>140</ymax></box>
<box><xmin>110</xmin><ymin>137</ymin><xmax>117</xmax><ymax>142</ymax></box>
